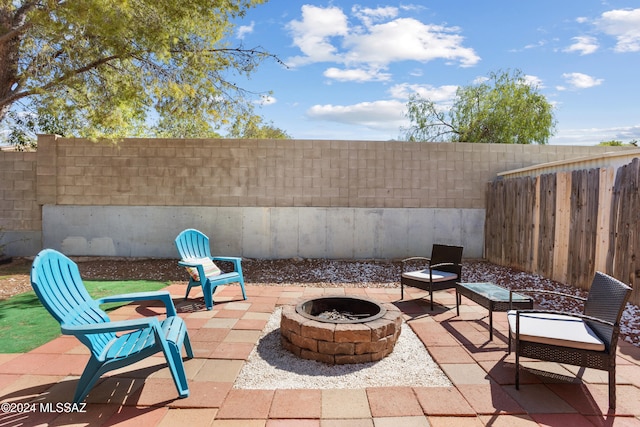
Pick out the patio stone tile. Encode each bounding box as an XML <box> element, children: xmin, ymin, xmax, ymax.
<box><xmin>212</xmin><ymin>420</ymin><xmax>267</xmax><ymax>427</ymax></box>
<box><xmin>0</xmin><ymin>409</ymin><xmax>59</xmax><ymax>426</ymax></box>
<box><xmin>532</xmin><ymin>412</ymin><xmax>597</xmax><ymax>426</ymax></box>
<box><xmin>204</xmin><ymin>318</ymin><xmax>238</xmax><ymax>329</ymax></box>
<box><xmin>478</xmin><ymin>360</ymin><xmax>519</xmax><ymax>385</ymax></box>
<box><xmin>125</xmin><ymin>377</ymin><xmax>187</xmax><ymax>406</ymax></box>
<box><xmin>322</xmin><ymin>389</ymin><xmax>371</xmax><ymax>419</ymax></box>
<box><xmin>413</xmin><ymin>387</ymin><xmax>476</xmax><ymax>416</ymax></box>
<box><xmin>477</xmin><ymin>414</ymin><xmax>538</xmax><ymax>426</ymax></box>
<box><xmin>248</xmin><ymin>303</ymin><xmax>279</xmax><ymax>313</ymax></box>
<box><xmin>464</xmin><ymin>346</ymin><xmax>510</xmax><ymax>362</ymax></box>
<box><xmin>266</xmin><ymin>419</ymin><xmax>321</xmax><ymax>427</ymax></box>
<box><xmin>108</xmin><ymin>355</ymin><xmax>168</xmax><ymax>378</ymax></box>
<box><xmin>503</xmin><ymin>384</ymin><xmax>577</xmax><ymax>413</ymax></box>
<box><xmin>193</xmin><ymin>359</ymin><xmax>244</xmax><ymax>382</ymax></box>
<box><xmin>0</xmin><ymin>374</ymin><xmax>67</xmax><ymax>403</ymax></box>
<box><xmin>209</xmin><ymin>342</ymin><xmax>255</xmax><ymax>360</ymax></box>
<box><xmin>85</xmin><ymin>377</ymin><xmax>145</xmax><ymax>405</ymax></box>
<box><xmin>439</xmin><ymin>363</ymin><xmax>491</xmax><ymax>385</ymax></box>
<box><xmin>366</xmin><ymin>387</ymin><xmax>423</xmax><ymax>417</ymax></box>
<box><xmin>372</xmin><ymin>416</ymin><xmax>430</xmax><ymax>427</ymax></box>
<box><xmin>409</xmin><ymin>322</ymin><xmax>460</xmax><ymax>347</ymax></box>
<box><xmin>242</xmin><ymin>312</ymin><xmax>273</xmax><ymax>321</ymax></box>
<box><xmin>0</xmin><ymin>373</ymin><xmax>19</xmax><ymax>392</ymax></box>
<box><xmin>216</xmin><ymin>389</ymin><xmax>275</xmax><ymax>419</ymax></box>
<box><xmin>544</xmin><ymin>383</ymin><xmax>611</xmax><ymax>416</ymax></box>
<box><xmin>103</xmin><ymin>405</ymin><xmax>169</xmax><ymax>426</ymax></box>
<box><xmin>28</xmin><ymin>336</ymin><xmax>79</xmax><ymax>354</ymax></box>
<box><xmin>192</xmin><ymin>327</ymin><xmax>230</xmax><ymax>342</ymax></box>
<box><xmin>586</xmin><ymin>416</ymin><xmax>640</xmax><ymax>426</ymax></box>
<box><xmin>183</xmin><ymin>317</ymin><xmax>209</xmax><ymax>331</ymax></box>
<box><xmin>43</xmin><ymin>403</ymin><xmax>121</xmax><ymax>426</ymax></box>
<box><xmin>222</xmin><ymin>329</ymin><xmax>262</xmax><ymax>344</ymax></box>
<box><xmin>233</xmin><ymin>319</ymin><xmax>268</xmax><ymax>330</ymax></box>
<box><xmin>215</xmin><ymin>309</ymin><xmax>248</xmax><ymax>319</ymax></box>
<box><xmin>269</xmin><ymin>389</ymin><xmax>322</xmax><ymax>419</ymax></box>
<box><xmin>427</xmin><ymin>416</ymin><xmax>485</xmax><ymax>426</ymax></box>
<box><xmin>149</xmin><ymin>357</ymin><xmax>205</xmax><ymax>381</ymax></box>
<box><xmin>221</xmin><ymin>302</ymin><xmax>252</xmax><ymax>311</ymax></box>
<box><xmin>157</xmin><ymin>408</ymin><xmax>218</xmax><ymax>427</ymax></box>
<box><xmin>456</xmin><ymin>384</ymin><xmax>525</xmax><ymax>415</ymax></box>
<box><xmin>0</xmin><ymin>353</ymin><xmax>59</xmax><ymax>375</ymax></box>
<box><xmin>427</xmin><ymin>346</ymin><xmax>475</xmax><ymax>364</ymax></box>
<box><xmin>319</xmin><ymin>420</ymin><xmax>373</xmax><ymax>427</ymax></box>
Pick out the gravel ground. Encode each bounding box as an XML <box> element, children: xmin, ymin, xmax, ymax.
<box><xmin>233</xmin><ymin>307</ymin><xmax>452</xmax><ymax>389</ymax></box>
<box><xmin>1</xmin><ymin>256</ymin><xmax>638</xmax><ymax>347</ymax></box>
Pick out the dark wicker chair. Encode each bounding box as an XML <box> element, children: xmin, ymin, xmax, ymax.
<box><xmin>400</xmin><ymin>244</ymin><xmax>463</xmax><ymax>310</ymax></box>
<box><xmin>508</xmin><ymin>271</ymin><xmax>631</xmax><ymax>409</ymax></box>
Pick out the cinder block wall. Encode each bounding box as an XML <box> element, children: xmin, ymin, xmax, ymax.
<box><xmin>0</xmin><ymin>135</ymin><xmax>626</xmax><ymax>259</ymax></box>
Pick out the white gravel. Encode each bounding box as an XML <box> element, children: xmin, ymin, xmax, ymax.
<box><xmin>233</xmin><ymin>307</ymin><xmax>452</xmax><ymax>389</ymax></box>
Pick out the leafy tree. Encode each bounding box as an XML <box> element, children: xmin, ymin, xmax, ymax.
<box><xmin>404</xmin><ymin>69</ymin><xmax>556</xmax><ymax>144</ymax></box>
<box><xmin>599</xmin><ymin>139</ymin><xmax>638</xmax><ymax>146</ymax></box>
<box><xmin>229</xmin><ymin>114</ymin><xmax>290</xmax><ymax>139</ymax></box>
<box><xmin>0</xmin><ymin>0</ymin><xmax>278</xmax><ymax>146</ymax></box>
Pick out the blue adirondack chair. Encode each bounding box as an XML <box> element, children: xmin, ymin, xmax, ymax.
<box><xmin>30</xmin><ymin>249</ymin><xmax>192</xmax><ymax>403</ymax></box>
<box><xmin>175</xmin><ymin>228</ymin><xmax>247</xmax><ymax>310</ymax></box>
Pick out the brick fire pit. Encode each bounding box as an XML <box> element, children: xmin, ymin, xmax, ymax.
<box><xmin>280</xmin><ymin>296</ymin><xmax>403</xmax><ymax>364</ymax></box>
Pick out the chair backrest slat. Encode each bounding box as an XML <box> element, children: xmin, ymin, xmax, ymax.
<box><xmin>31</xmin><ymin>249</ymin><xmax>115</xmax><ymax>356</ymax></box>
<box><xmin>584</xmin><ymin>271</ymin><xmax>632</xmax><ymax>349</ymax></box>
<box><xmin>431</xmin><ymin>244</ymin><xmax>464</xmax><ymax>276</ymax></box>
<box><xmin>175</xmin><ymin>228</ymin><xmax>212</xmax><ymax>259</ymax></box>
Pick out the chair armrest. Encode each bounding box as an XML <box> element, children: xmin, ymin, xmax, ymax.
<box><xmin>61</xmin><ymin>317</ymin><xmax>161</xmax><ymax>335</ymax></box>
<box><xmin>430</xmin><ymin>261</ymin><xmax>458</xmax><ymax>270</ymax></box>
<box><xmin>511</xmin><ymin>288</ymin><xmax>587</xmax><ymax>302</ymax></box>
<box><xmin>96</xmin><ymin>291</ymin><xmax>177</xmax><ymax>317</ymax></box>
<box><xmin>212</xmin><ymin>256</ymin><xmax>242</xmax><ymax>263</ymax></box>
<box><xmin>513</xmin><ymin>309</ymin><xmax>616</xmax><ymax>328</ymax></box>
<box><xmin>402</xmin><ymin>257</ymin><xmax>431</xmax><ymax>263</ymax></box>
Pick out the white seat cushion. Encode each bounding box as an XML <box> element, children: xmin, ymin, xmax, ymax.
<box><xmin>401</xmin><ymin>269</ymin><xmax>458</xmax><ymax>283</ymax></box>
<box><xmin>183</xmin><ymin>257</ymin><xmax>221</xmax><ymax>281</ymax></box>
<box><xmin>507</xmin><ymin>310</ymin><xmax>605</xmax><ymax>351</ymax></box>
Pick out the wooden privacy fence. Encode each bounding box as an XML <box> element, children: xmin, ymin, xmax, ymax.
<box><xmin>485</xmin><ymin>157</ymin><xmax>639</xmax><ymax>306</ymax></box>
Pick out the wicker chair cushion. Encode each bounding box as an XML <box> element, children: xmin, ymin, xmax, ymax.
<box><xmin>401</xmin><ymin>269</ymin><xmax>457</xmax><ymax>283</ymax></box>
<box><xmin>184</xmin><ymin>257</ymin><xmax>221</xmax><ymax>281</ymax></box>
<box><xmin>507</xmin><ymin>311</ymin><xmax>605</xmax><ymax>351</ymax></box>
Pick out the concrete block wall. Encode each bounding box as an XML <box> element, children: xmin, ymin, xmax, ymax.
<box><xmin>0</xmin><ymin>149</ymin><xmax>41</xmax><ymax>254</ymax></box>
<box><xmin>0</xmin><ymin>135</ymin><xmax>628</xmax><ymax>259</ymax></box>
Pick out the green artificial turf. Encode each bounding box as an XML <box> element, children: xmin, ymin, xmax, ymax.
<box><xmin>0</xmin><ymin>280</ymin><xmax>168</xmax><ymax>353</ymax></box>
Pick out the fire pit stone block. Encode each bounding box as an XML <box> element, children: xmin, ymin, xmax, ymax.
<box><xmin>280</xmin><ymin>297</ymin><xmax>402</xmax><ymax>365</ymax></box>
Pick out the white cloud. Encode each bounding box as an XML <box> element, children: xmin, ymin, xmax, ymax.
<box><xmin>388</xmin><ymin>83</ymin><xmax>458</xmax><ymax>102</ymax></box>
<box><xmin>524</xmin><ymin>74</ymin><xmax>545</xmax><ymax>88</ymax></box>
<box><xmin>286</xmin><ymin>5</ymin><xmax>480</xmax><ymax>73</ymax></box>
<box><xmin>323</xmin><ymin>67</ymin><xmax>391</xmax><ymax>82</ymax></box>
<box><xmin>237</xmin><ymin>22</ymin><xmax>255</xmax><ymax>39</ymax></box>
<box><xmin>551</xmin><ymin>124</ymin><xmax>640</xmax><ymax>145</ymax></box>
<box><xmin>596</xmin><ymin>8</ymin><xmax>640</xmax><ymax>52</ymax></box>
<box><xmin>306</xmin><ymin>100</ymin><xmax>408</xmax><ymax>131</ymax></box>
<box><xmin>286</xmin><ymin>5</ymin><xmax>350</xmax><ymax>66</ymax></box>
<box><xmin>352</xmin><ymin>5</ymin><xmax>398</xmax><ymax>27</ymax></box>
<box><xmin>559</xmin><ymin>72</ymin><xmax>603</xmax><ymax>90</ymax></box>
<box><xmin>564</xmin><ymin>36</ymin><xmax>599</xmax><ymax>55</ymax></box>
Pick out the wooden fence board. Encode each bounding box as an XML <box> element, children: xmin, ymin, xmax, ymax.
<box><xmin>485</xmin><ymin>158</ymin><xmax>639</xmax><ymax>306</ymax></box>
<box><xmin>537</xmin><ymin>173</ymin><xmax>556</xmax><ymax>278</ymax></box>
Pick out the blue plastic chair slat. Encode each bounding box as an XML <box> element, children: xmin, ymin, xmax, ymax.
<box><xmin>175</xmin><ymin>228</ymin><xmax>247</xmax><ymax>310</ymax></box>
<box><xmin>30</xmin><ymin>249</ymin><xmax>193</xmax><ymax>403</ymax></box>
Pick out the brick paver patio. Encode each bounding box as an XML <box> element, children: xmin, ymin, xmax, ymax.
<box><xmin>1</xmin><ymin>284</ymin><xmax>639</xmax><ymax>426</ymax></box>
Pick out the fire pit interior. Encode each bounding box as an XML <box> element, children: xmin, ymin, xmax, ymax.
<box><xmin>281</xmin><ymin>296</ymin><xmax>402</xmax><ymax>364</ymax></box>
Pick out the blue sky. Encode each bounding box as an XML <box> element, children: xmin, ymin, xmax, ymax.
<box><xmin>232</xmin><ymin>1</ymin><xmax>640</xmax><ymax>145</ymax></box>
